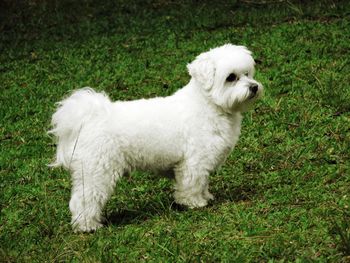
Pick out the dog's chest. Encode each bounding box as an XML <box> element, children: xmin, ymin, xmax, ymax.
<box><xmin>192</xmin><ymin>112</ymin><xmax>242</xmax><ymax>167</ymax></box>
<box><xmin>212</xmin><ymin>117</ymin><xmax>241</xmax><ymax>152</ymax></box>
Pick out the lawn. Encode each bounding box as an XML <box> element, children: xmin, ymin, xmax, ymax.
<box><xmin>1</xmin><ymin>0</ymin><xmax>349</xmax><ymax>261</ymax></box>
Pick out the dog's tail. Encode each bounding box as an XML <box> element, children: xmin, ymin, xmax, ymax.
<box><xmin>49</xmin><ymin>88</ymin><xmax>112</xmax><ymax>168</ymax></box>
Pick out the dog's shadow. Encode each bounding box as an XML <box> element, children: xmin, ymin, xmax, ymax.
<box><xmin>104</xmin><ymin>183</ymin><xmax>256</xmax><ymax>227</ymax></box>
<box><xmin>105</xmin><ymin>209</ymin><xmax>146</xmax><ymax>227</ymax></box>
<box><xmin>105</xmin><ymin>201</ymin><xmax>186</xmax><ymax>227</ymax></box>
<box><xmin>214</xmin><ymin>185</ymin><xmax>257</xmax><ymax>204</ymax></box>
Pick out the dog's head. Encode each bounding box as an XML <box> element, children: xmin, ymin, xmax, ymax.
<box><xmin>187</xmin><ymin>44</ymin><xmax>263</xmax><ymax>112</ymax></box>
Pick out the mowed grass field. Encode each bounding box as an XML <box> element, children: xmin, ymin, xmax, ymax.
<box><xmin>1</xmin><ymin>0</ymin><xmax>349</xmax><ymax>261</ymax></box>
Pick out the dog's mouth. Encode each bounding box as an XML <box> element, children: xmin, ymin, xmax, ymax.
<box><xmin>247</xmin><ymin>84</ymin><xmax>259</xmax><ymax>100</ymax></box>
<box><xmin>247</xmin><ymin>92</ymin><xmax>256</xmax><ymax>100</ymax></box>
<box><xmin>247</xmin><ymin>91</ymin><xmax>259</xmax><ymax>100</ymax></box>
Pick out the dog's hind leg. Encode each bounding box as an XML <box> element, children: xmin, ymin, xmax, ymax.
<box><xmin>69</xmin><ymin>169</ymin><xmax>119</xmax><ymax>232</ymax></box>
<box><xmin>68</xmin><ymin>142</ymin><xmax>123</xmax><ymax>232</ymax></box>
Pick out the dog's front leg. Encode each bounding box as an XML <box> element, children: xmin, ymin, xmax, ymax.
<box><xmin>173</xmin><ymin>163</ymin><xmax>210</xmax><ymax>208</ymax></box>
<box><xmin>202</xmin><ymin>179</ymin><xmax>215</xmax><ymax>202</ymax></box>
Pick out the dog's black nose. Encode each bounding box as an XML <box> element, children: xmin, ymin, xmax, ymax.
<box><xmin>249</xmin><ymin>84</ymin><xmax>258</xmax><ymax>94</ymax></box>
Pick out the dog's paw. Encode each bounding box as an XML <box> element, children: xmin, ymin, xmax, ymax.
<box><xmin>174</xmin><ymin>194</ymin><xmax>208</xmax><ymax>209</ymax></box>
<box><xmin>72</xmin><ymin>219</ymin><xmax>104</xmax><ymax>233</ymax></box>
<box><xmin>203</xmin><ymin>191</ymin><xmax>215</xmax><ymax>201</ymax></box>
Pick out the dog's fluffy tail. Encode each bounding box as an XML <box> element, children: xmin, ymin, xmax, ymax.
<box><xmin>49</xmin><ymin>88</ymin><xmax>112</xmax><ymax>168</ymax></box>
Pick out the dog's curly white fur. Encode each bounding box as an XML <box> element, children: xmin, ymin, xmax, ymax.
<box><xmin>50</xmin><ymin>44</ymin><xmax>263</xmax><ymax>232</ymax></box>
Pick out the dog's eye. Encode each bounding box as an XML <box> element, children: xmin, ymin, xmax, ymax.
<box><xmin>226</xmin><ymin>73</ymin><xmax>237</xmax><ymax>82</ymax></box>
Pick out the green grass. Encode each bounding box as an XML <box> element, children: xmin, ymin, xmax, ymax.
<box><xmin>1</xmin><ymin>0</ymin><xmax>350</xmax><ymax>261</ymax></box>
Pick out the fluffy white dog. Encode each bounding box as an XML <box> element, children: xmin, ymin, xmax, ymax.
<box><xmin>50</xmin><ymin>44</ymin><xmax>263</xmax><ymax>232</ymax></box>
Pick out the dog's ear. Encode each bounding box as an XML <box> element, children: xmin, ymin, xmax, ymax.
<box><xmin>187</xmin><ymin>54</ymin><xmax>215</xmax><ymax>91</ymax></box>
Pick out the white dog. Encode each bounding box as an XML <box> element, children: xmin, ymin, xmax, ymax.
<box><xmin>50</xmin><ymin>44</ymin><xmax>263</xmax><ymax>232</ymax></box>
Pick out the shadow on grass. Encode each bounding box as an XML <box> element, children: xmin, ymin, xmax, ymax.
<box><xmin>105</xmin><ymin>182</ymin><xmax>257</xmax><ymax>228</ymax></box>
<box><xmin>106</xmin><ymin>209</ymin><xmax>148</xmax><ymax>227</ymax></box>
<box><xmin>105</xmin><ymin>201</ymin><xmax>187</xmax><ymax>227</ymax></box>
